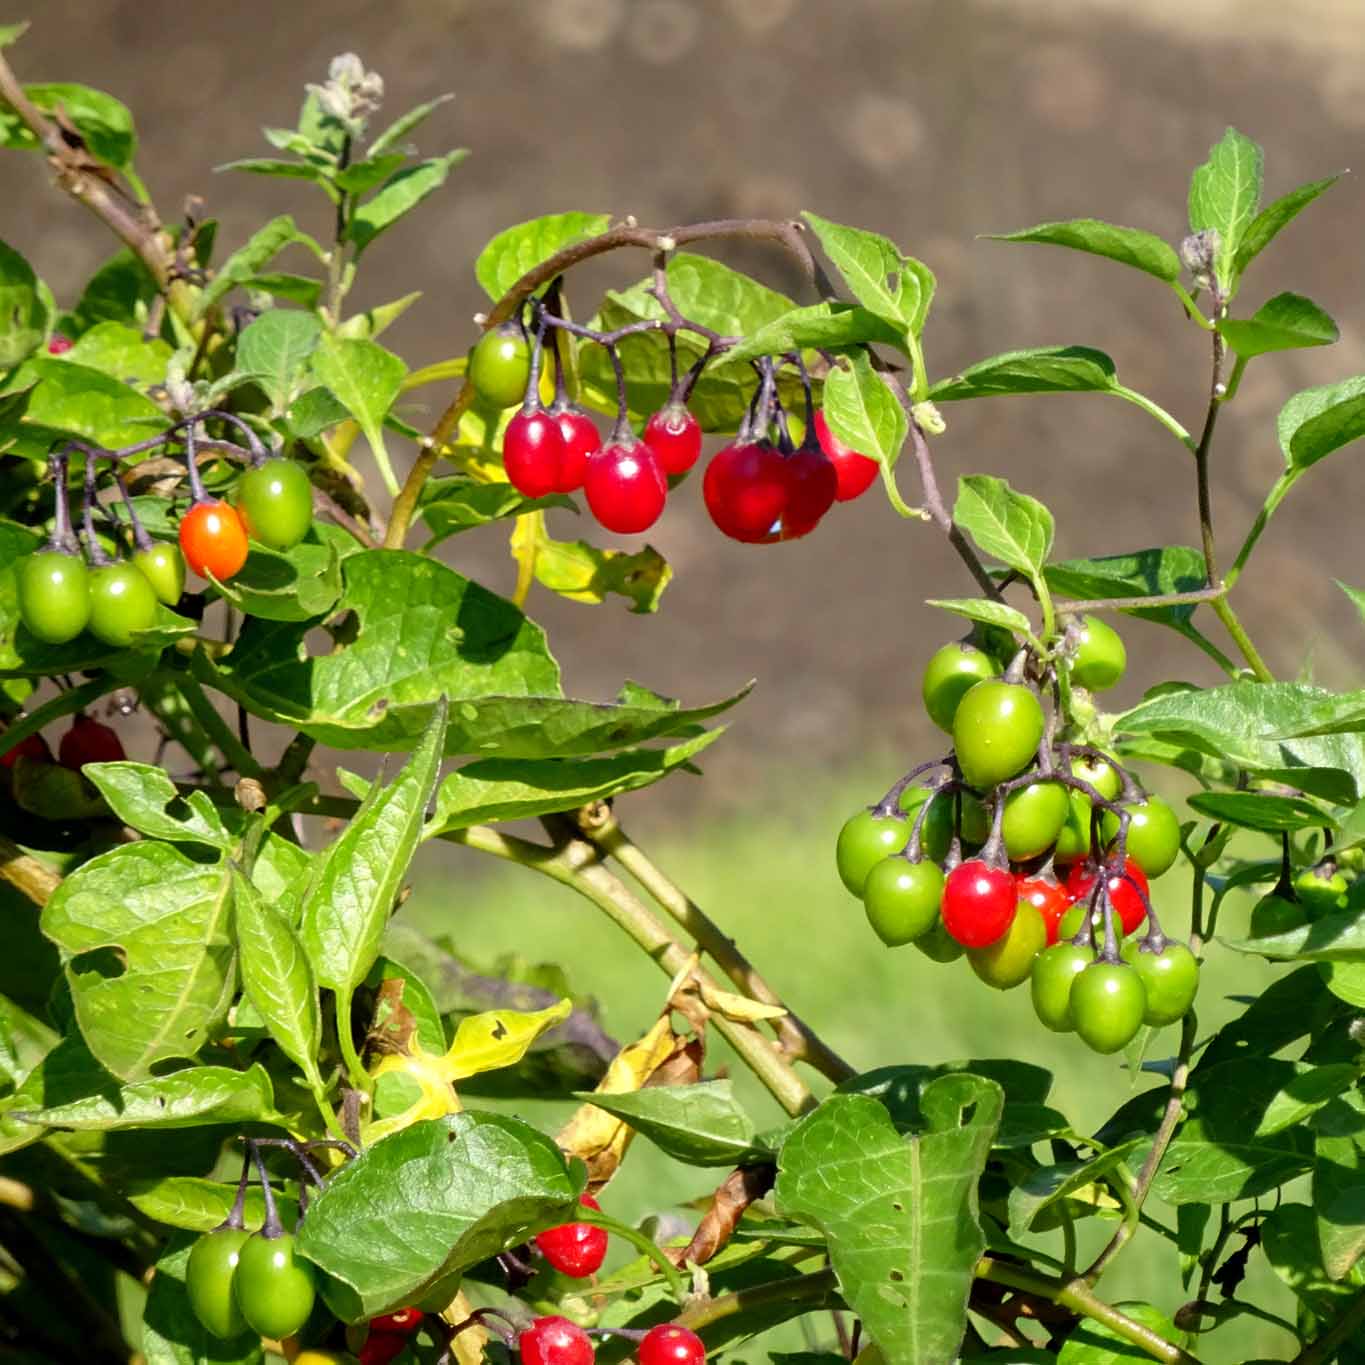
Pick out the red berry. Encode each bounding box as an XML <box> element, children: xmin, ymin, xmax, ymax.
<box><xmin>550</xmin><ymin>403</ymin><xmax>601</xmax><ymax>493</ymax></box>
<box><xmin>644</xmin><ymin>404</ymin><xmax>702</xmax><ymax>476</ymax></box>
<box><xmin>359</xmin><ymin>1333</ymin><xmax>408</xmax><ymax>1365</ymax></box>
<box><xmin>1016</xmin><ymin>874</ymin><xmax>1072</xmax><ymax>946</ymax></box>
<box><xmin>370</xmin><ymin>1306</ymin><xmax>423</xmax><ymax>1335</ymax></box>
<box><xmin>583</xmin><ymin>438</ymin><xmax>667</xmax><ymax>534</ymax></box>
<box><xmin>520</xmin><ymin>1316</ymin><xmax>595</xmax><ymax>1365</ymax></box>
<box><xmin>941</xmin><ymin>859</ymin><xmax>1017</xmax><ymax>948</ymax></box>
<box><xmin>535</xmin><ymin>1194</ymin><xmax>608</xmax><ymax>1278</ymax></box>
<box><xmin>47</xmin><ymin>334</ymin><xmax>74</xmax><ymax>356</ymax></box>
<box><xmin>504</xmin><ymin>407</ymin><xmax>566</xmax><ymax>498</ymax></box>
<box><xmin>779</xmin><ymin>445</ymin><xmax>838</xmax><ymax>540</ymax></box>
<box><xmin>1</xmin><ymin>732</ymin><xmax>52</xmax><ymax>769</ymax></box>
<box><xmin>1066</xmin><ymin>859</ymin><xmax>1150</xmax><ymax>936</ymax></box>
<box><xmin>813</xmin><ymin>412</ymin><xmax>879</xmax><ymax>502</ymax></box>
<box><xmin>58</xmin><ymin>715</ymin><xmax>126</xmax><ymax>770</ymax></box>
<box><xmin>639</xmin><ymin>1324</ymin><xmax>706</xmax><ymax>1365</ymax></box>
<box><xmin>179</xmin><ymin>500</ymin><xmax>250</xmax><ymax>581</ymax></box>
<box><xmin>702</xmin><ymin>441</ymin><xmax>786</xmax><ymax>543</ymax></box>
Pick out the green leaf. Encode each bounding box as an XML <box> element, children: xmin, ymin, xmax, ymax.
<box><xmin>419</xmin><ymin>477</ymin><xmax>572</xmax><ymax>544</ymax></box>
<box><xmin>1057</xmin><ymin>1302</ymin><xmax>1182</xmax><ymax>1365</ymax></box>
<box><xmin>41</xmin><ymin>843</ymin><xmax>236</xmax><ymax>1081</ymax></box>
<box><xmin>297</xmin><ymin>1112</ymin><xmax>579</xmax><ymax>1321</ymax></box>
<box><xmin>1263</xmin><ymin>1203</ymin><xmax>1365</xmax><ymax>1323</ymax></box>
<box><xmin>1188</xmin><ymin>127</ymin><xmax>1264</xmax><ymax>290</ymax></box>
<box><xmin>68</xmin><ymin>247</ymin><xmax>158</xmax><ymax>334</ymax></box>
<box><xmin>0</xmin><ymin>239</ymin><xmax>51</xmax><ymax>368</ymax></box>
<box><xmin>59</xmin><ymin>320</ymin><xmax>172</xmax><ymax>384</ymax></box>
<box><xmin>244</xmin><ymin>272</ymin><xmax>323</xmax><ymax>308</ymax></box>
<box><xmin>608</xmin><ymin>253</ymin><xmax>797</xmax><ymax>337</ymax></box>
<box><xmin>79</xmin><ymin>761</ymin><xmax>231</xmax><ymax>848</ymax></box>
<box><xmin>334</xmin><ymin>152</ymin><xmax>408</xmax><ymax>194</ymax></box>
<box><xmin>925</xmin><ymin>598</ymin><xmax>1033</xmax><ymax>637</ymax></box>
<box><xmin>776</xmin><ymin>1080</ymin><xmax>1003</xmax><ymax>1365</ymax></box>
<box><xmin>801</xmin><ymin>211</ymin><xmax>919</xmax><ymax>329</ymax></box>
<box><xmin>233</xmin><ymin>870</ymin><xmax>323</xmax><ymax>1089</ymax></box>
<box><xmin>929</xmin><ymin>346</ymin><xmax>1116</xmax><ymax>401</ymax></box>
<box><xmin>128</xmin><ymin>1176</ymin><xmax>298</xmax><ymax>1234</ymax></box>
<box><xmin>286</xmin><ymin>384</ymin><xmax>350</xmax><ymax>439</ymax></box>
<box><xmin>1006</xmin><ymin>1140</ymin><xmax>1142</xmax><ymax>1238</ymax></box>
<box><xmin>20</xmin><ymin>356</ymin><xmax>169</xmax><ymax>446</ymax></box>
<box><xmin>13</xmin><ymin>1062</ymin><xmax>277</xmax><ymax>1131</ymax></box>
<box><xmin>718</xmin><ymin>301</ymin><xmax>904</xmax><ymax>368</ymax></box>
<box><xmin>425</xmin><ymin>730</ymin><xmax>720</xmax><ymax>835</ymax></box>
<box><xmin>985</xmin><ymin>218</ymin><xmax>1181</xmax><ymax>283</ymax></box>
<box><xmin>1340</xmin><ymin>581</ymin><xmax>1365</xmax><ymax>626</ymax></box>
<box><xmin>193</xmin><ymin>216</ymin><xmax>309</xmax><ymax>319</ymax></box>
<box><xmin>1221</xmin><ymin>906</ymin><xmax>1365</xmax><ymax>963</ymax></box>
<box><xmin>1218</xmin><ymin>292</ymin><xmax>1338</xmax><ymax>359</ymax></box>
<box><xmin>569</xmin><ymin>1081</ymin><xmax>768</xmax><ymax>1167</ymax></box>
<box><xmin>368</xmin><ymin>93</ymin><xmax>455</xmax><ymax>156</ymax></box>
<box><xmin>822</xmin><ymin>349</ymin><xmax>907</xmax><ymax>470</ymax></box>
<box><xmin>346</xmin><ymin>151</ymin><xmax>468</xmax><ymax>257</ymax></box>
<box><xmin>532</xmin><ymin>532</ymin><xmax>672</xmax><ymax>613</ymax></box>
<box><xmin>1186</xmin><ymin>790</ymin><xmax>1334</xmax><ymax>833</ymax></box>
<box><xmin>955</xmin><ymin>475</ymin><xmax>1053</xmax><ymax>581</ymax></box>
<box><xmin>1234</xmin><ymin>175</ymin><xmax>1341</xmax><ymax>277</ymax></box>
<box><xmin>235</xmin><ymin>309</ymin><xmax>322</xmax><ymax>414</ymax></box>
<box><xmin>309</xmin><ymin>334</ymin><xmax>406</xmax><ymax>481</ymax></box>
<box><xmin>209</xmin><ymin>521</ymin><xmax>358</xmax><ymax>622</ymax></box>
<box><xmin>0</xmin><ymin>82</ymin><xmax>137</xmax><ymax>171</ymax></box>
<box><xmin>215</xmin><ymin>156</ymin><xmax>330</xmax><ymax>184</ymax></box>
<box><xmin>1199</xmin><ymin>965</ymin><xmax>1339</xmax><ymax>1070</ymax></box>
<box><xmin>0</xmin><ymin>22</ymin><xmax>29</xmax><ymax>47</ymax></box>
<box><xmin>475</xmin><ymin>211</ymin><xmax>612</xmax><ymax>301</ymax></box>
<box><xmin>1043</xmin><ymin>547</ymin><xmax>1208</xmax><ymax>629</ymax></box>
<box><xmin>300</xmin><ymin>699</ymin><xmax>446</xmax><ymax>996</ymax></box>
<box><xmin>1314</xmin><ymin>1091</ymin><xmax>1365</xmax><ymax>1280</ymax></box>
<box><xmin>1278</xmin><ymin>374</ymin><xmax>1365</xmax><ymax>474</ymax></box>
<box><xmin>141</xmin><ymin>1231</ymin><xmax>265</xmax><ymax>1365</ymax></box>
<box><xmin>366</xmin><ymin>955</ymin><xmax>447</xmax><ymax>1058</ymax></box>
<box><xmin>337</xmin><ymin>290</ymin><xmax>423</xmax><ymax>341</ymax></box>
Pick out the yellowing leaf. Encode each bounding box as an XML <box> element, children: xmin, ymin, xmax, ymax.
<box><xmin>444</xmin><ymin>999</ymin><xmax>572</xmax><ymax>1081</ymax></box>
<box><xmin>698</xmin><ymin>980</ymin><xmax>788</xmax><ymax>1023</ymax></box>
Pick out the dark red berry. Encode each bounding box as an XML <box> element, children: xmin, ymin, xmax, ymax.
<box><xmin>370</xmin><ymin>1306</ymin><xmax>423</xmax><ymax>1335</ymax></box>
<box><xmin>519</xmin><ymin>1315</ymin><xmax>595</xmax><ymax>1365</ymax></box>
<box><xmin>535</xmin><ymin>1194</ymin><xmax>608</xmax><ymax>1278</ymax></box>
<box><xmin>702</xmin><ymin>440</ymin><xmax>786</xmax><ymax>543</ymax></box>
<box><xmin>779</xmin><ymin>445</ymin><xmax>838</xmax><ymax>540</ymax></box>
<box><xmin>504</xmin><ymin>407</ymin><xmax>567</xmax><ymax>498</ymax></box>
<box><xmin>639</xmin><ymin>1324</ymin><xmax>706</xmax><ymax>1365</ymax></box>
<box><xmin>359</xmin><ymin>1333</ymin><xmax>408</xmax><ymax>1365</ymax></box>
<box><xmin>644</xmin><ymin>404</ymin><xmax>702</xmax><ymax>476</ymax></box>
<box><xmin>1016</xmin><ymin>874</ymin><xmax>1072</xmax><ymax>946</ymax></box>
<box><xmin>941</xmin><ymin>859</ymin><xmax>1017</xmax><ymax>948</ymax></box>
<box><xmin>1</xmin><ymin>732</ymin><xmax>52</xmax><ymax>769</ymax></box>
<box><xmin>1066</xmin><ymin>860</ymin><xmax>1150</xmax><ymax>936</ymax></box>
<box><xmin>58</xmin><ymin>715</ymin><xmax>125</xmax><ymax>770</ymax></box>
<box><xmin>813</xmin><ymin>412</ymin><xmax>879</xmax><ymax>502</ymax></box>
<box><xmin>583</xmin><ymin>438</ymin><xmax>667</xmax><ymax>534</ymax></box>
<box><xmin>550</xmin><ymin>403</ymin><xmax>601</xmax><ymax>493</ymax></box>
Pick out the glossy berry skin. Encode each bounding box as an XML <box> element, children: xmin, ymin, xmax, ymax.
<box><xmin>133</xmin><ymin>542</ymin><xmax>186</xmax><ymax>607</ymax></box>
<box><xmin>897</xmin><ymin>787</ymin><xmax>953</xmax><ymax>863</ymax></box>
<box><xmin>59</xmin><ymin>715</ymin><xmax>125</xmax><ymax>769</ymax></box>
<box><xmin>639</xmin><ymin>1324</ymin><xmax>706</xmax><ymax>1365</ymax></box>
<box><xmin>185</xmin><ymin>1226</ymin><xmax>250</xmax><ymax>1339</ymax></box>
<box><xmin>504</xmin><ymin>407</ymin><xmax>566</xmax><ymax>498</ymax></box>
<box><xmin>550</xmin><ymin>403</ymin><xmax>601</xmax><ymax>493</ymax></box>
<box><xmin>1001</xmin><ymin>781</ymin><xmax>1070</xmax><ymax>861</ymax></box>
<box><xmin>584</xmin><ymin>438</ymin><xmax>667</xmax><ymax>534</ymax></box>
<box><xmin>951</xmin><ymin>681</ymin><xmax>1045</xmax><ymax>791</ymax></box>
<box><xmin>1101</xmin><ymin>798</ymin><xmax>1182</xmax><ymax>879</ymax></box>
<box><xmin>1066</xmin><ymin>860</ymin><xmax>1150</xmax><ymax>937</ymax></box>
<box><xmin>233</xmin><ymin>1231</ymin><xmax>316</xmax><ymax>1341</ymax></box>
<box><xmin>1</xmin><ymin>732</ymin><xmax>51</xmax><ymax>769</ymax></box>
<box><xmin>1031</xmin><ymin>942</ymin><xmax>1092</xmax><ymax>1032</ymax></box>
<box><xmin>862</xmin><ymin>857</ymin><xmax>944</xmax><ymax>946</ymax></box>
<box><xmin>180</xmin><ymin>501</ymin><xmax>250</xmax><ymax>581</ymax></box>
<box><xmin>1294</xmin><ymin>865</ymin><xmax>1351</xmax><ymax>917</ymax></box>
<box><xmin>1250</xmin><ymin>892</ymin><xmax>1307</xmax><ymax>938</ymax></box>
<box><xmin>519</xmin><ymin>1315</ymin><xmax>595</xmax><ymax>1365</ymax></box>
<box><xmin>914</xmin><ymin>915</ymin><xmax>965</xmax><ymax>962</ymax></box>
<box><xmin>88</xmin><ymin>562</ymin><xmax>159</xmax><ymax>648</ymax></box>
<box><xmin>968</xmin><ymin>900</ymin><xmax>1046</xmax><ymax>989</ymax></box>
<box><xmin>1054</xmin><ymin>754</ymin><xmax>1124</xmax><ymax>862</ymax></box>
<box><xmin>1069</xmin><ymin>615</ymin><xmax>1127</xmax><ymax>691</ymax></box>
<box><xmin>236</xmin><ymin>459</ymin><xmax>313</xmax><ymax>551</ymax></box>
<box><xmin>17</xmin><ymin>550</ymin><xmax>90</xmax><ymax>644</ymax></box>
<box><xmin>534</xmin><ymin>1194</ymin><xmax>607</xmax><ymax>1277</ymax></box>
<box><xmin>47</xmin><ymin>333</ymin><xmax>74</xmax><ymax>355</ymax></box>
<box><xmin>703</xmin><ymin>441</ymin><xmax>786</xmax><ymax>543</ymax></box>
<box><xmin>812</xmin><ymin>411</ymin><xmax>878</xmax><ymax>502</ymax></box>
<box><xmin>1070</xmin><ymin>962</ymin><xmax>1147</xmax><ymax>1054</ymax></box>
<box><xmin>370</xmin><ymin>1307</ymin><xmax>423</xmax><ymax>1335</ymax></box>
<box><xmin>920</xmin><ymin>642</ymin><xmax>999</xmax><ymax>734</ymax></box>
<box><xmin>835</xmin><ymin>810</ymin><xmax>908</xmax><ymax>896</ymax></box>
<box><xmin>644</xmin><ymin>404</ymin><xmax>703</xmax><ymax>476</ymax></box>
<box><xmin>359</xmin><ymin>1334</ymin><xmax>406</xmax><ymax>1365</ymax></box>
<box><xmin>1016</xmin><ymin>874</ymin><xmax>1071</xmax><ymax>945</ymax></box>
<box><xmin>1121</xmin><ymin>939</ymin><xmax>1199</xmax><ymax>1026</ymax></box>
<box><xmin>779</xmin><ymin>446</ymin><xmax>838</xmax><ymax>540</ymax></box>
<box><xmin>469</xmin><ymin>323</ymin><xmax>532</xmax><ymax>409</ymax></box>
<box><xmin>941</xmin><ymin>859</ymin><xmax>1017</xmax><ymax>948</ymax></box>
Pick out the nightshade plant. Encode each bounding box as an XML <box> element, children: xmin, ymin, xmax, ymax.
<box><xmin>0</xmin><ymin>24</ymin><xmax>1364</xmax><ymax>1365</ymax></box>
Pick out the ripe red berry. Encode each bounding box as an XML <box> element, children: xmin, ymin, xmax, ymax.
<box><xmin>550</xmin><ymin>403</ymin><xmax>601</xmax><ymax>493</ymax></box>
<box><xmin>813</xmin><ymin>411</ymin><xmax>879</xmax><ymax>502</ymax></box>
<box><xmin>535</xmin><ymin>1194</ymin><xmax>608</xmax><ymax>1278</ymax></box>
<box><xmin>1016</xmin><ymin>874</ymin><xmax>1072</xmax><ymax>946</ymax></box>
<box><xmin>179</xmin><ymin>500</ymin><xmax>250</xmax><ymax>581</ymax></box>
<box><xmin>639</xmin><ymin>1324</ymin><xmax>706</xmax><ymax>1365</ymax></box>
<box><xmin>583</xmin><ymin>438</ymin><xmax>667</xmax><ymax>534</ymax></box>
<box><xmin>644</xmin><ymin>404</ymin><xmax>703</xmax><ymax>476</ymax></box>
<box><xmin>504</xmin><ymin>407</ymin><xmax>567</xmax><ymax>498</ymax></box>
<box><xmin>519</xmin><ymin>1315</ymin><xmax>595</xmax><ymax>1365</ymax></box>
<box><xmin>58</xmin><ymin>715</ymin><xmax>126</xmax><ymax>770</ymax></box>
<box><xmin>779</xmin><ymin>445</ymin><xmax>838</xmax><ymax>540</ymax></box>
<box><xmin>370</xmin><ymin>1306</ymin><xmax>423</xmax><ymax>1335</ymax></box>
<box><xmin>941</xmin><ymin>859</ymin><xmax>1017</xmax><ymax>948</ymax></box>
<box><xmin>359</xmin><ymin>1332</ymin><xmax>408</xmax><ymax>1365</ymax></box>
<box><xmin>702</xmin><ymin>440</ymin><xmax>786</xmax><ymax>543</ymax></box>
<box><xmin>47</xmin><ymin>334</ymin><xmax>74</xmax><ymax>356</ymax></box>
<box><xmin>1</xmin><ymin>732</ymin><xmax>52</xmax><ymax>769</ymax></box>
<box><xmin>1066</xmin><ymin>859</ymin><xmax>1150</xmax><ymax>936</ymax></box>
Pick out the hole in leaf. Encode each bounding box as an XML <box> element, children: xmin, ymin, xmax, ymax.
<box><xmin>886</xmin><ymin>271</ymin><xmax>900</xmax><ymax>296</ymax></box>
<box><xmin>891</xmin><ymin>1201</ymin><xmax>904</xmax><ymax>1212</ymax></box>
<box><xmin>961</xmin><ymin>1101</ymin><xmax>977</xmax><ymax>1126</ymax></box>
<box><xmin>889</xmin><ymin>1269</ymin><xmax>904</xmax><ymax>1282</ymax></box>
<box><xmin>70</xmin><ymin>946</ymin><xmax>126</xmax><ymax>982</ymax></box>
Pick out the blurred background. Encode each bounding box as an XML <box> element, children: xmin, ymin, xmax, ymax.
<box><xmin>5</xmin><ymin>2</ymin><xmax>1365</xmax><ymax>1358</ymax></box>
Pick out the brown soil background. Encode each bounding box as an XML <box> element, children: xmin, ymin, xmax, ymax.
<box><xmin>4</xmin><ymin>0</ymin><xmax>1364</xmax><ymax>801</ymax></box>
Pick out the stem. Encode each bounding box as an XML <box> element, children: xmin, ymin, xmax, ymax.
<box><xmin>673</xmin><ymin>1268</ymin><xmax>840</xmax><ymax>1333</ymax></box>
<box><xmin>1110</xmin><ymin>385</ymin><xmax>1195</xmax><ymax>449</ymax></box>
<box><xmin>383</xmin><ymin>381</ymin><xmax>476</xmax><ymax>550</ymax></box>
<box><xmin>1292</xmin><ymin>1287</ymin><xmax>1365</xmax><ymax>1365</ymax></box>
<box><xmin>1193</xmin><ymin>313</ymin><xmax>1227</xmax><ymax>587</ymax></box>
<box><xmin>176</xmin><ymin>676</ymin><xmax>265</xmax><ymax>778</ymax></box>
<box><xmin>575</xmin><ymin>1207</ymin><xmax>687</xmax><ymax>1302</ymax></box>
<box><xmin>1226</xmin><ymin>470</ymin><xmax>1295</xmax><ymax>589</ymax></box>
<box><xmin>1210</xmin><ymin>597</ymin><xmax>1275</xmax><ymax>682</ymax></box>
<box><xmin>334</xmin><ymin>986</ymin><xmax>371</xmax><ymax>1094</ymax></box>
<box><xmin>1055</xmin><ymin>586</ymin><xmax>1226</xmax><ymax>615</ymax></box>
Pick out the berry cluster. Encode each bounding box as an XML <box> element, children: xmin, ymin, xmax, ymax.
<box><xmin>836</xmin><ymin>617</ymin><xmax>1200</xmax><ymax>1055</ymax></box>
<box><xmin>519</xmin><ymin>1317</ymin><xmax>704</xmax><ymax>1365</ymax></box>
<box><xmin>471</xmin><ymin>298</ymin><xmax>879</xmax><ymax>542</ymax></box>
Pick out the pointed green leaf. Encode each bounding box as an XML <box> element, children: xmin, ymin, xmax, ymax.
<box><xmin>1235</xmin><ymin>175</ymin><xmax>1342</xmax><ymax>277</ymax></box>
<box><xmin>309</xmin><ymin>334</ymin><xmax>406</xmax><ymax>481</ymax></box>
<box><xmin>216</xmin><ymin>157</ymin><xmax>330</xmax><ymax>184</ymax></box>
<box><xmin>718</xmin><ymin>301</ymin><xmax>905</xmax><ymax>368</ymax></box>
<box><xmin>954</xmin><ymin>475</ymin><xmax>1053</xmax><ymax>579</ymax></box>
<box><xmin>1218</xmin><ymin>292</ymin><xmax>1338</xmax><ymax>359</ymax></box>
<box><xmin>1278</xmin><ymin>375</ymin><xmax>1365</xmax><ymax>473</ymax></box>
<box><xmin>1221</xmin><ymin>907</ymin><xmax>1365</xmax><ymax>963</ymax></box>
<box><xmin>929</xmin><ymin>346</ymin><xmax>1116</xmax><ymax>400</ymax></box>
<box><xmin>346</xmin><ymin>151</ymin><xmax>468</xmax><ymax>257</ymax></box>
<box><xmin>925</xmin><ymin>598</ymin><xmax>1032</xmax><ymax>637</ymax></box>
<box><xmin>235</xmin><ymin>309</ymin><xmax>322</xmax><ymax>414</ymax></box>
<box><xmin>1186</xmin><ymin>791</ymin><xmax>1334</xmax><ymax>833</ymax></box>
<box><xmin>193</xmin><ymin>215</ymin><xmax>310</xmax><ymax>319</ymax></box>
<box><xmin>822</xmin><ymin>349</ymin><xmax>907</xmax><ymax>470</ymax></box>
<box><xmin>1043</xmin><ymin>547</ymin><xmax>1208</xmax><ymax>629</ymax></box>
<box><xmin>58</xmin><ymin>320</ymin><xmax>172</xmax><ymax>384</ymax></box>
<box><xmin>1339</xmin><ymin>581</ymin><xmax>1365</xmax><ymax>626</ymax></box>
<box><xmin>608</xmin><ymin>253</ymin><xmax>796</xmax><ymax>337</ymax></box>
<box><xmin>1263</xmin><ymin>1203</ymin><xmax>1365</xmax><ymax>1322</ymax></box>
<box><xmin>128</xmin><ymin>1176</ymin><xmax>298</xmax><ymax>1234</ymax></box>
<box><xmin>0</xmin><ymin>238</ymin><xmax>51</xmax><ymax>368</ymax></box>
<box><xmin>986</xmin><ymin>219</ymin><xmax>1180</xmax><ymax>283</ymax></box>
<box><xmin>475</xmin><ymin>212</ymin><xmax>612</xmax><ymax>301</ymax></box>
<box><xmin>1314</xmin><ymin>1091</ymin><xmax>1365</xmax><ymax>1281</ymax></box>
<box><xmin>369</xmin><ymin>94</ymin><xmax>455</xmax><ymax>156</ymax></box>
<box><xmin>0</xmin><ymin>82</ymin><xmax>137</xmax><ymax>171</ymax></box>
<box><xmin>334</xmin><ymin>152</ymin><xmax>408</xmax><ymax>194</ymax></box>
<box><xmin>21</xmin><ymin>356</ymin><xmax>169</xmax><ymax>446</ymax></box>
<box><xmin>1007</xmin><ymin>1140</ymin><xmax>1142</xmax><ymax>1238</ymax></box>
<box><xmin>1188</xmin><ymin>127</ymin><xmax>1264</xmax><ymax>289</ymax></box>
<box><xmin>80</xmin><ymin>761</ymin><xmax>232</xmax><ymax>848</ymax></box>
<box><xmin>801</xmin><ymin>211</ymin><xmax>919</xmax><ymax>328</ymax></box>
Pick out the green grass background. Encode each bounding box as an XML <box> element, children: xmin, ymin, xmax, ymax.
<box><xmin>402</xmin><ymin>762</ymin><xmax>1307</xmax><ymax>1363</ymax></box>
